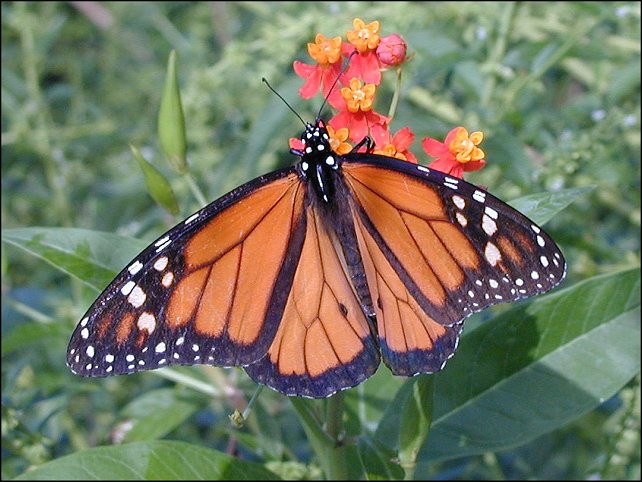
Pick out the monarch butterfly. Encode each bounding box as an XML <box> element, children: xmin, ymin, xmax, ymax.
<box><xmin>67</xmin><ymin>118</ymin><xmax>566</xmax><ymax>398</ymax></box>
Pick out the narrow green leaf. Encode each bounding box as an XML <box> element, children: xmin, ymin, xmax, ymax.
<box><xmin>2</xmin><ymin>228</ymin><xmax>147</xmax><ymax>290</ymax></box>
<box><xmin>14</xmin><ymin>440</ymin><xmax>279</xmax><ymax>480</ymax></box>
<box><xmin>508</xmin><ymin>186</ymin><xmax>594</xmax><ymax>226</ymax></box>
<box><xmin>398</xmin><ymin>376</ymin><xmax>434</xmax><ymax>479</ymax></box>
<box><xmin>130</xmin><ymin>144</ymin><xmax>180</xmax><ymax>215</ymax></box>
<box><xmin>158</xmin><ymin>50</ymin><xmax>187</xmax><ymax>174</ymax></box>
<box><xmin>416</xmin><ymin>268</ymin><xmax>640</xmax><ymax>465</ymax></box>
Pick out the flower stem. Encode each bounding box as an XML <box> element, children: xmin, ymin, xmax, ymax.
<box><xmin>388</xmin><ymin>67</ymin><xmax>404</xmax><ymax>121</ymax></box>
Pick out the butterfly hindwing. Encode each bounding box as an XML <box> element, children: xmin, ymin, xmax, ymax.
<box><xmin>67</xmin><ymin>168</ymin><xmax>306</xmax><ymax>377</ymax></box>
<box><xmin>245</xmin><ymin>200</ymin><xmax>380</xmax><ymax>398</ymax></box>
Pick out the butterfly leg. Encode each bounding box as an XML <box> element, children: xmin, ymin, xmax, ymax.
<box><xmin>350</xmin><ymin>136</ymin><xmax>375</xmax><ymax>154</ymax></box>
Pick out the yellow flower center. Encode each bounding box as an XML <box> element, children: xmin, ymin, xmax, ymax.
<box><xmin>308</xmin><ymin>34</ymin><xmax>342</xmax><ymax>66</ymax></box>
<box><xmin>347</xmin><ymin>18</ymin><xmax>380</xmax><ymax>53</ymax></box>
<box><xmin>341</xmin><ymin>78</ymin><xmax>376</xmax><ymax>113</ymax></box>
<box><xmin>449</xmin><ymin>128</ymin><xmax>485</xmax><ymax>163</ymax></box>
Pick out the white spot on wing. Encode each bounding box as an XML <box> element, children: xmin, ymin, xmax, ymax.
<box><xmin>128</xmin><ymin>260</ymin><xmax>143</xmax><ymax>275</ymax></box>
<box><xmin>137</xmin><ymin>312</ymin><xmax>156</xmax><ymax>334</ymax></box>
<box><xmin>482</xmin><ymin>214</ymin><xmax>497</xmax><ymax>236</ymax></box>
<box><xmin>154</xmin><ymin>236</ymin><xmax>170</xmax><ymax>247</ymax></box>
<box><xmin>128</xmin><ymin>286</ymin><xmax>146</xmax><ymax>308</ymax></box>
<box><xmin>484</xmin><ymin>206</ymin><xmax>498</xmax><ymax>219</ymax></box>
<box><xmin>456</xmin><ymin>212</ymin><xmax>468</xmax><ymax>227</ymax></box>
<box><xmin>452</xmin><ymin>195</ymin><xmax>465</xmax><ymax>210</ymax></box>
<box><xmin>162</xmin><ymin>271</ymin><xmax>174</xmax><ymax>287</ymax></box>
<box><xmin>121</xmin><ymin>280</ymin><xmax>136</xmax><ymax>296</ymax></box>
<box><xmin>485</xmin><ymin>242</ymin><xmax>502</xmax><ymax>266</ymax></box>
<box><xmin>473</xmin><ymin>190</ymin><xmax>486</xmax><ymax>203</ymax></box>
<box><xmin>153</xmin><ymin>257</ymin><xmax>168</xmax><ymax>271</ymax></box>
<box><xmin>185</xmin><ymin>213</ymin><xmax>199</xmax><ymax>225</ymax></box>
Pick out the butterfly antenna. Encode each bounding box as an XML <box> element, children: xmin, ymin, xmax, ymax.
<box><xmin>262</xmin><ymin>77</ymin><xmax>306</xmax><ymax>127</ymax></box>
<box><xmin>316</xmin><ymin>50</ymin><xmax>358</xmax><ymax>121</ymax></box>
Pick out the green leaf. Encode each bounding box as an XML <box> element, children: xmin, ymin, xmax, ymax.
<box><xmin>14</xmin><ymin>440</ymin><xmax>279</xmax><ymax>480</ymax></box>
<box><xmin>509</xmin><ymin>186</ymin><xmax>594</xmax><ymax>225</ymax></box>
<box><xmin>416</xmin><ymin>268</ymin><xmax>641</xmax><ymax>465</ymax></box>
<box><xmin>398</xmin><ymin>376</ymin><xmax>434</xmax><ymax>479</ymax></box>
<box><xmin>343</xmin><ymin>366</ymin><xmax>404</xmax><ymax>437</ymax></box>
<box><xmin>1</xmin><ymin>321</ymin><xmax>68</xmax><ymax>356</ymax></box>
<box><xmin>120</xmin><ymin>389</ymin><xmax>202</xmax><ymax>443</ymax></box>
<box><xmin>357</xmin><ymin>435</ymin><xmax>404</xmax><ymax>480</ymax></box>
<box><xmin>2</xmin><ymin>228</ymin><xmax>147</xmax><ymax>290</ymax></box>
<box><xmin>130</xmin><ymin>144</ymin><xmax>180</xmax><ymax>216</ymax></box>
<box><xmin>158</xmin><ymin>50</ymin><xmax>187</xmax><ymax>174</ymax></box>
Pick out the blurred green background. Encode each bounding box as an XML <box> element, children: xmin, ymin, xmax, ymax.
<box><xmin>2</xmin><ymin>2</ymin><xmax>640</xmax><ymax>480</ymax></box>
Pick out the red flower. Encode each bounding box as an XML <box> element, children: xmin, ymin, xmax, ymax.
<box><xmin>422</xmin><ymin>126</ymin><xmax>486</xmax><ymax>178</ymax></box>
<box><xmin>371</xmin><ymin>124</ymin><xmax>417</xmax><ymax>163</ymax></box>
<box><xmin>293</xmin><ymin>34</ymin><xmax>344</xmax><ymax>108</ymax></box>
<box><xmin>329</xmin><ymin>78</ymin><xmax>388</xmax><ymax>142</ymax></box>
<box><xmin>377</xmin><ymin>34</ymin><xmax>407</xmax><ymax>67</ymax></box>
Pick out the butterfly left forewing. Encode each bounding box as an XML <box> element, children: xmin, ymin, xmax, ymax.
<box><xmin>342</xmin><ymin>155</ymin><xmax>566</xmax><ymax>375</ymax></box>
<box><xmin>67</xmin><ymin>168</ymin><xmax>307</xmax><ymax>377</ymax></box>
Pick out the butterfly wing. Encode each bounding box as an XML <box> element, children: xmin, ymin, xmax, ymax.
<box><xmin>244</xmin><ymin>200</ymin><xmax>380</xmax><ymax>398</ymax></box>
<box><xmin>341</xmin><ymin>155</ymin><xmax>566</xmax><ymax>375</ymax></box>
<box><xmin>67</xmin><ymin>167</ymin><xmax>307</xmax><ymax>376</ymax></box>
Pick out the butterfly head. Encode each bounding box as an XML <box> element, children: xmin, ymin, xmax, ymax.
<box><xmin>295</xmin><ymin>120</ymin><xmax>339</xmax><ymax>176</ymax></box>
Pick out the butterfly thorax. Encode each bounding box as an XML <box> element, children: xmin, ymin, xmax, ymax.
<box><xmin>293</xmin><ymin>121</ymin><xmax>341</xmax><ymax>204</ymax></box>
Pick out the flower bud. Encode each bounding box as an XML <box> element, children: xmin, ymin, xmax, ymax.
<box><xmin>376</xmin><ymin>34</ymin><xmax>407</xmax><ymax>67</ymax></box>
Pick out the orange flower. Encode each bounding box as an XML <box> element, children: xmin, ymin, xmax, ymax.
<box><xmin>341</xmin><ymin>78</ymin><xmax>376</xmax><ymax>113</ymax></box>
<box><xmin>307</xmin><ymin>33</ymin><xmax>342</xmax><ymax>66</ymax></box>
<box><xmin>422</xmin><ymin>126</ymin><xmax>486</xmax><ymax>178</ymax></box>
<box><xmin>326</xmin><ymin>125</ymin><xmax>352</xmax><ymax>155</ymax></box>
<box><xmin>346</xmin><ymin>18</ymin><xmax>381</xmax><ymax>53</ymax></box>
<box><xmin>371</xmin><ymin>124</ymin><xmax>417</xmax><ymax>163</ymax></box>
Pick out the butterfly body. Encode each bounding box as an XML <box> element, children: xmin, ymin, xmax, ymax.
<box><xmin>68</xmin><ymin>120</ymin><xmax>566</xmax><ymax>398</ymax></box>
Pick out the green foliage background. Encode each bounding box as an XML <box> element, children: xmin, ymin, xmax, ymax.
<box><xmin>2</xmin><ymin>2</ymin><xmax>640</xmax><ymax>480</ymax></box>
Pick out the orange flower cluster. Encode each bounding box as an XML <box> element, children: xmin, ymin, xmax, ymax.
<box><xmin>293</xmin><ymin>18</ymin><xmax>486</xmax><ymax>178</ymax></box>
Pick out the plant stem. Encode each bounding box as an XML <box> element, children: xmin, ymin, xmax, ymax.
<box><xmin>324</xmin><ymin>392</ymin><xmax>348</xmax><ymax>480</ymax></box>
<box><xmin>291</xmin><ymin>395</ymin><xmax>349</xmax><ymax>480</ymax></box>
<box><xmin>184</xmin><ymin>171</ymin><xmax>208</xmax><ymax>207</ymax></box>
<box><xmin>480</xmin><ymin>2</ymin><xmax>517</xmax><ymax>109</ymax></box>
